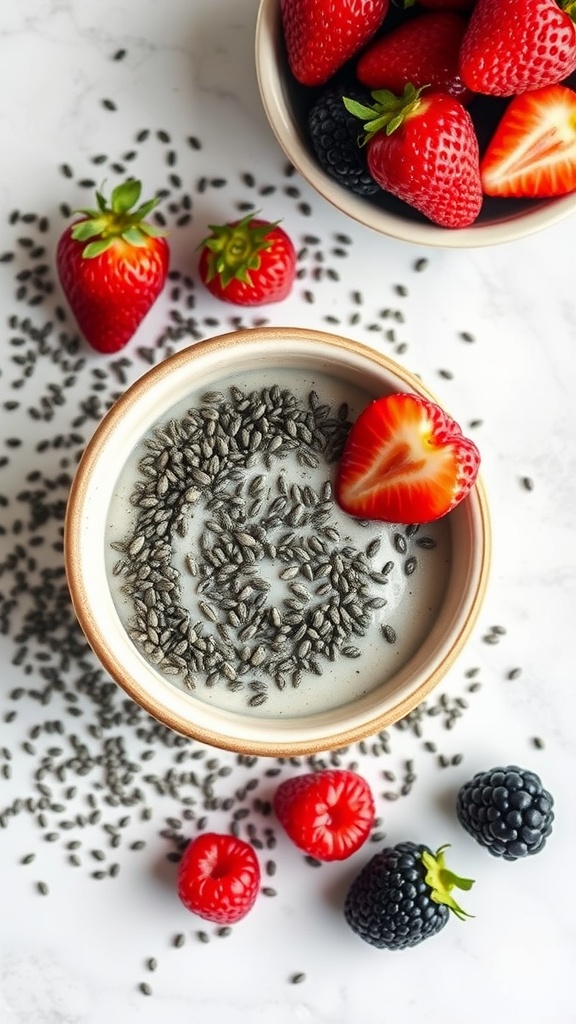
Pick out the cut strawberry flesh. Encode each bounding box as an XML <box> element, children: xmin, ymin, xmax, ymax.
<box><xmin>335</xmin><ymin>393</ymin><xmax>480</xmax><ymax>524</ymax></box>
<box><xmin>481</xmin><ymin>84</ymin><xmax>576</xmax><ymax>197</ymax></box>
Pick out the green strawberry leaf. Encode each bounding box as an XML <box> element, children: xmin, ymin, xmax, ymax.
<box><xmin>64</xmin><ymin>179</ymin><xmax>168</xmax><ymax>259</ymax></box>
<box><xmin>344</xmin><ymin>83</ymin><xmax>425</xmax><ymax>144</ymax></box>
<box><xmin>111</xmin><ymin>178</ymin><xmax>141</xmax><ymax>214</ymax></box>
<box><xmin>82</xmin><ymin>237</ymin><xmax>115</xmax><ymax>259</ymax></box>
<box><xmin>121</xmin><ymin>226</ymin><xmax>148</xmax><ymax>246</ymax></box>
<box><xmin>133</xmin><ymin>197</ymin><xmax>160</xmax><ymax>220</ymax></box>
<box><xmin>71</xmin><ymin>218</ymin><xmax>106</xmax><ymax>242</ymax></box>
<box><xmin>199</xmin><ymin>211</ymin><xmax>277</xmax><ymax>289</ymax></box>
<box><xmin>343</xmin><ymin>98</ymin><xmax>379</xmax><ymax>121</ymax></box>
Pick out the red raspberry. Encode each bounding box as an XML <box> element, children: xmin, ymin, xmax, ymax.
<box><xmin>273</xmin><ymin>769</ymin><xmax>375</xmax><ymax>861</ymax></box>
<box><xmin>177</xmin><ymin>832</ymin><xmax>261</xmax><ymax>924</ymax></box>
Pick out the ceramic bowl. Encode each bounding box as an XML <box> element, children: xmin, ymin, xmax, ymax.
<box><xmin>254</xmin><ymin>0</ymin><xmax>576</xmax><ymax>248</ymax></box>
<box><xmin>64</xmin><ymin>327</ymin><xmax>490</xmax><ymax>756</ymax></box>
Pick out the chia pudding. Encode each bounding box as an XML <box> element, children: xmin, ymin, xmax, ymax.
<box><xmin>105</xmin><ymin>367</ymin><xmax>451</xmax><ymax>718</ymax></box>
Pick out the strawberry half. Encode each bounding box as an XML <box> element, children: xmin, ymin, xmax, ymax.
<box><xmin>177</xmin><ymin>832</ymin><xmax>261</xmax><ymax>924</ymax></box>
<box><xmin>198</xmin><ymin>213</ymin><xmax>296</xmax><ymax>306</ymax></box>
<box><xmin>280</xmin><ymin>0</ymin><xmax>389</xmax><ymax>86</ymax></box>
<box><xmin>344</xmin><ymin>85</ymin><xmax>483</xmax><ymax>228</ymax></box>
<box><xmin>56</xmin><ymin>179</ymin><xmax>169</xmax><ymax>354</ymax></box>
<box><xmin>335</xmin><ymin>393</ymin><xmax>481</xmax><ymax>524</ymax></box>
<box><xmin>459</xmin><ymin>0</ymin><xmax>576</xmax><ymax>97</ymax></box>
<box><xmin>481</xmin><ymin>84</ymin><xmax>576</xmax><ymax>198</ymax></box>
<box><xmin>273</xmin><ymin>769</ymin><xmax>375</xmax><ymax>861</ymax></box>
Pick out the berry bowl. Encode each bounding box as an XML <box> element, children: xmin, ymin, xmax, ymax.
<box><xmin>64</xmin><ymin>327</ymin><xmax>490</xmax><ymax>756</ymax></box>
<box><xmin>254</xmin><ymin>0</ymin><xmax>576</xmax><ymax>248</ymax></box>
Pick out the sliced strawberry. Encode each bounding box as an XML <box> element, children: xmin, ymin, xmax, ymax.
<box><xmin>335</xmin><ymin>393</ymin><xmax>480</xmax><ymax>524</ymax></box>
<box><xmin>177</xmin><ymin>832</ymin><xmax>261</xmax><ymax>924</ymax></box>
<box><xmin>481</xmin><ymin>84</ymin><xmax>576</xmax><ymax>198</ymax></box>
<box><xmin>273</xmin><ymin>770</ymin><xmax>375</xmax><ymax>861</ymax></box>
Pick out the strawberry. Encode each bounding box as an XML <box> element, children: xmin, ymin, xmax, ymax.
<box><xmin>344</xmin><ymin>85</ymin><xmax>483</xmax><ymax>227</ymax></box>
<box><xmin>273</xmin><ymin>769</ymin><xmax>375</xmax><ymax>861</ymax></box>
<box><xmin>177</xmin><ymin>832</ymin><xmax>261</xmax><ymax>925</ymax></box>
<box><xmin>56</xmin><ymin>179</ymin><xmax>169</xmax><ymax>354</ymax></box>
<box><xmin>335</xmin><ymin>392</ymin><xmax>481</xmax><ymax>524</ymax></box>
<box><xmin>356</xmin><ymin>11</ymin><xmax>473</xmax><ymax>104</ymax></box>
<box><xmin>481</xmin><ymin>83</ymin><xmax>576</xmax><ymax>197</ymax></box>
<box><xmin>459</xmin><ymin>0</ymin><xmax>576</xmax><ymax>97</ymax></box>
<box><xmin>198</xmin><ymin>213</ymin><xmax>296</xmax><ymax>306</ymax></box>
<box><xmin>280</xmin><ymin>0</ymin><xmax>390</xmax><ymax>86</ymax></box>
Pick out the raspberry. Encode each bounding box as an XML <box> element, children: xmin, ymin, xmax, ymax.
<box><xmin>308</xmin><ymin>87</ymin><xmax>380</xmax><ymax>197</ymax></box>
<box><xmin>456</xmin><ymin>765</ymin><xmax>554</xmax><ymax>860</ymax></box>
<box><xmin>177</xmin><ymin>832</ymin><xmax>261</xmax><ymax>924</ymax></box>
<box><xmin>344</xmin><ymin>842</ymin><xmax>473</xmax><ymax>950</ymax></box>
<box><xmin>273</xmin><ymin>769</ymin><xmax>375</xmax><ymax>861</ymax></box>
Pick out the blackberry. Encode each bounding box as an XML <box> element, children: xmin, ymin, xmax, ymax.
<box><xmin>308</xmin><ymin>87</ymin><xmax>380</xmax><ymax>197</ymax></box>
<box><xmin>344</xmin><ymin>842</ymin><xmax>473</xmax><ymax>950</ymax></box>
<box><xmin>457</xmin><ymin>765</ymin><xmax>554</xmax><ymax>861</ymax></box>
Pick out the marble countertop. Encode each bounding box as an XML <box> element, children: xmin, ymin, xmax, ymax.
<box><xmin>1</xmin><ymin>2</ymin><xmax>575</xmax><ymax>1022</ymax></box>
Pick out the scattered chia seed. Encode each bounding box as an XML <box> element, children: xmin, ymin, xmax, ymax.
<box><xmin>290</xmin><ymin>972</ymin><xmax>306</xmax><ymax>984</ymax></box>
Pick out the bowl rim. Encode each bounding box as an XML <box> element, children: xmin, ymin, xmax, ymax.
<box><xmin>254</xmin><ymin>0</ymin><xmax>576</xmax><ymax>249</ymax></box>
<box><xmin>64</xmin><ymin>327</ymin><xmax>491</xmax><ymax>756</ymax></box>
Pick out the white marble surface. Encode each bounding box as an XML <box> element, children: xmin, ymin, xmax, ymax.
<box><xmin>0</xmin><ymin>2</ymin><xmax>575</xmax><ymax>1022</ymax></box>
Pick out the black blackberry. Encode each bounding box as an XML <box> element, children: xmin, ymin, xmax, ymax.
<box><xmin>308</xmin><ymin>87</ymin><xmax>380</xmax><ymax>197</ymax></box>
<box><xmin>344</xmin><ymin>842</ymin><xmax>473</xmax><ymax>950</ymax></box>
<box><xmin>456</xmin><ymin>765</ymin><xmax>554</xmax><ymax>861</ymax></box>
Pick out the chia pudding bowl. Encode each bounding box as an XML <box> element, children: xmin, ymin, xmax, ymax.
<box><xmin>64</xmin><ymin>327</ymin><xmax>491</xmax><ymax>756</ymax></box>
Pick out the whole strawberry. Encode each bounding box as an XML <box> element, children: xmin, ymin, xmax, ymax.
<box><xmin>273</xmin><ymin>769</ymin><xmax>375</xmax><ymax>861</ymax></box>
<box><xmin>177</xmin><ymin>832</ymin><xmax>261</xmax><ymax>924</ymax></box>
<box><xmin>344</xmin><ymin>85</ymin><xmax>483</xmax><ymax>228</ymax></box>
<box><xmin>459</xmin><ymin>0</ymin><xmax>576</xmax><ymax>97</ymax></box>
<box><xmin>280</xmin><ymin>0</ymin><xmax>390</xmax><ymax>86</ymax></box>
<box><xmin>198</xmin><ymin>213</ymin><xmax>296</xmax><ymax>306</ymax></box>
<box><xmin>56</xmin><ymin>179</ymin><xmax>169</xmax><ymax>354</ymax></box>
<box><xmin>357</xmin><ymin>11</ymin><xmax>473</xmax><ymax>104</ymax></box>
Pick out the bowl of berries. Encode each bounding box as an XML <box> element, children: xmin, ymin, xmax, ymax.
<box><xmin>255</xmin><ymin>0</ymin><xmax>576</xmax><ymax>246</ymax></box>
<box><xmin>65</xmin><ymin>326</ymin><xmax>490</xmax><ymax>756</ymax></box>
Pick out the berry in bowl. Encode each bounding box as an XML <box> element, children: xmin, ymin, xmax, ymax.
<box><xmin>64</xmin><ymin>327</ymin><xmax>490</xmax><ymax>756</ymax></box>
<box><xmin>255</xmin><ymin>0</ymin><xmax>576</xmax><ymax>246</ymax></box>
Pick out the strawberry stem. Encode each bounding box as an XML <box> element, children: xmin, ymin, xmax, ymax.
<box><xmin>560</xmin><ymin>0</ymin><xmax>576</xmax><ymax>21</ymax></box>
<box><xmin>343</xmin><ymin>84</ymin><xmax>425</xmax><ymax>145</ymax></box>
<box><xmin>70</xmin><ymin>178</ymin><xmax>166</xmax><ymax>259</ymax></box>
<box><xmin>199</xmin><ymin>211</ymin><xmax>278</xmax><ymax>288</ymax></box>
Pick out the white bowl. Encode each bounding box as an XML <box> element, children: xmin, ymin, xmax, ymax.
<box><xmin>254</xmin><ymin>0</ymin><xmax>576</xmax><ymax>248</ymax></box>
<box><xmin>64</xmin><ymin>327</ymin><xmax>490</xmax><ymax>755</ymax></box>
